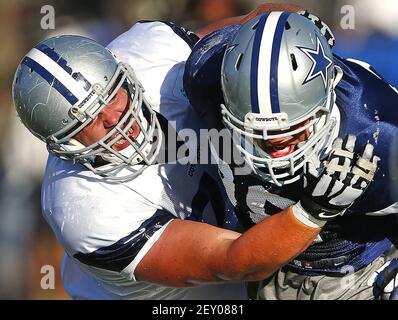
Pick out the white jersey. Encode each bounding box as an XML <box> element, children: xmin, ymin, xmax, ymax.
<box><xmin>42</xmin><ymin>21</ymin><xmax>247</xmax><ymax>300</ymax></box>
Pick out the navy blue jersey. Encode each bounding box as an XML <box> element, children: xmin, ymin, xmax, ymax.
<box><xmin>184</xmin><ymin>25</ymin><xmax>398</xmax><ymax>275</ymax></box>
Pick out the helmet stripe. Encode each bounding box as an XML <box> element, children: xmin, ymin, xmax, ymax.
<box><xmin>36</xmin><ymin>43</ymin><xmax>73</xmax><ymax>73</ymax></box>
<box><xmin>22</xmin><ymin>56</ymin><xmax>79</xmax><ymax>105</ymax></box>
<box><xmin>36</xmin><ymin>43</ymin><xmax>92</xmax><ymax>92</ymax></box>
<box><xmin>252</xmin><ymin>12</ymin><xmax>286</xmax><ymax>115</ymax></box>
<box><xmin>269</xmin><ymin>12</ymin><xmax>291</xmax><ymax>114</ymax></box>
<box><xmin>250</xmin><ymin>13</ymin><xmax>269</xmax><ymax>114</ymax></box>
<box><xmin>24</xmin><ymin>48</ymin><xmax>89</xmax><ymax>104</ymax></box>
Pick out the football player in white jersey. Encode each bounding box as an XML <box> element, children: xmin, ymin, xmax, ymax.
<box><xmin>13</xmin><ymin>17</ymin><xmax>376</xmax><ymax>300</ymax></box>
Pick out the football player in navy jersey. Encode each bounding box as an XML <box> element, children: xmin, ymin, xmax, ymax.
<box><xmin>184</xmin><ymin>6</ymin><xmax>398</xmax><ymax>299</ymax></box>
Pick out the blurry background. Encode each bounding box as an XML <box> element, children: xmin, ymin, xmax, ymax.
<box><xmin>0</xmin><ymin>0</ymin><xmax>397</xmax><ymax>299</ymax></box>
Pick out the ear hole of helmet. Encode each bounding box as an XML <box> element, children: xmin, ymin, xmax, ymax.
<box><xmin>290</xmin><ymin>53</ymin><xmax>298</xmax><ymax>71</ymax></box>
<box><xmin>235</xmin><ymin>53</ymin><xmax>243</xmax><ymax>71</ymax></box>
<box><xmin>251</xmin><ymin>20</ymin><xmax>259</xmax><ymax>30</ymax></box>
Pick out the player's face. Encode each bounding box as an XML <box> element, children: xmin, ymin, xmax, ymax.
<box><xmin>255</xmin><ymin>120</ymin><xmax>310</xmax><ymax>158</ymax></box>
<box><xmin>74</xmin><ymin>86</ymin><xmax>141</xmax><ymax>151</ymax></box>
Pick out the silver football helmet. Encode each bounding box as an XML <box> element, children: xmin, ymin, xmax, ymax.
<box><xmin>221</xmin><ymin>12</ymin><xmax>342</xmax><ymax>186</ymax></box>
<box><xmin>12</xmin><ymin>35</ymin><xmax>162</xmax><ymax>180</ymax></box>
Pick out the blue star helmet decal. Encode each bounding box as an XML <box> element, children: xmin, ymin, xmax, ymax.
<box><xmin>297</xmin><ymin>35</ymin><xmax>333</xmax><ymax>89</ymax></box>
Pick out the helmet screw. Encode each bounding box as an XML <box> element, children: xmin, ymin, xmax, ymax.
<box><xmin>71</xmin><ymin>106</ymin><xmax>78</xmax><ymax>115</ymax></box>
<box><xmin>93</xmin><ymin>83</ymin><xmax>103</xmax><ymax>95</ymax></box>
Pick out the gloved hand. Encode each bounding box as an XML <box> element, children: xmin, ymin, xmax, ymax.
<box><xmin>369</xmin><ymin>258</ymin><xmax>398</xmax><ymax>300</ymax></box>
<box><xmin>298</xmin><ymin>134</ymin><xmax>379</xmax><ymax>222</ymax></box>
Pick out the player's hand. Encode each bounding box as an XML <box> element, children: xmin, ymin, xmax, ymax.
<box><xmin>298</xmin><ymin>134</ymin><xmax>379</xmax><ymax>221</ymax></box>
<box><xmin>368</xmin><ymin>258</ymin><xmax>398</xmax><ymax>300</ymax></box>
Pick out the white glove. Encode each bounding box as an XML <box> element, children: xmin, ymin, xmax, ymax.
<box><xmin>298</xmin><ymin>134</ymin><xmax>379</xmax><ymax>221</ymax></box>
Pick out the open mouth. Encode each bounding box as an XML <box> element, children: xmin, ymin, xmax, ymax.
<box><xmin>109</xmin><ymin>121</ymin><xmax>141</xmax><ymax>152</ymax></box>
<box><xmin>266</xmin><ymin>144</ymin><xmax>295</xmax><ymax>158</ymax></box>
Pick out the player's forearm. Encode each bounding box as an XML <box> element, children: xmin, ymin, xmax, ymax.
<box><xmin>197</xmin><ymin>16</ymin><xmax>245</xmax><ymax>38</ymax></box>
<box><xmin>135</xmin><ymin>206</ymin><xmax>320</xmax><ymax>287</ymax></box>
<box><xmin>221</xmin><ymin>206</ymin><xmax>320</xmax><ymax>281</ymax></box>
<box><xmin>197</xmin><ymin>3</ymin><xmax>303</xmax><ymax>38</ymax></box>
<box><xmin>239</xmin><ymin>3</ymin><xmax>303</xmax><ymax>24</ymax></box>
